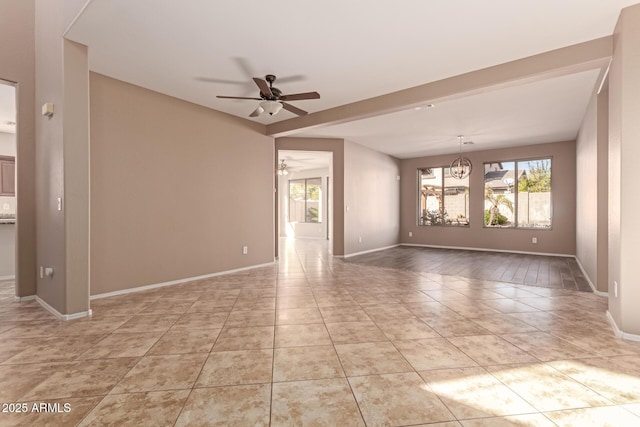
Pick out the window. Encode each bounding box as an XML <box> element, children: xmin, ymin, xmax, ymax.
<box><xmin>289</xmin><ymin>178</ymin><xmax>322</xmax><ymax>223</ymax></box>
<box><xmin>418</xmin><ymin>167</ymin><xmax>469</xmax><ymax>226</ymax></box>
<box><xmin>484</xmin><ymin>158</ymin><xmax>551</xmax><ymax>229</ymax></box>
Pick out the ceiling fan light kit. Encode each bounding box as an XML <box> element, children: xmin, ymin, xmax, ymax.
<box><xmin>449</xmin><ymin>135</ymin><xmax>472</xmax><ymax>180</ymax></box>
<box><xmin>216</xmin><ymin>74</ymin><xmax>320</xmax><ymax>118</ymax></box>
<box><xmin>261</xmin><ymin>100</ymin><xmax>283</xmax><ymax>116</ymax></box>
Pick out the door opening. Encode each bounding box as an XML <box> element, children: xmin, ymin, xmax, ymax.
<box><xmin>276</xmin><ymin>150</ymin><xmax>333</xmax><ymax>254</ymax></box>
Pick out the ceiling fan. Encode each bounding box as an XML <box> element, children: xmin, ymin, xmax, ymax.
<box><xmin>216</xmin><ymin>74</ymin><xmax>320</xmax><ymax>117</ymax></box>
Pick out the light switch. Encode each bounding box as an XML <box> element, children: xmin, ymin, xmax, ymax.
<box><xmin>57</xmin><ymin>197</ymin><xmax>63</xmax><ymax>211</ymax></box>
<box><xmin>42</xmin><ymin>102</ymin><xmax>54</xmax><ymax>117</ymax></box>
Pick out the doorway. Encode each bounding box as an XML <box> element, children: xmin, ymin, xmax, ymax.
<box><xmin>276</xmin><ymin>150</ymin><xmax>333</xmax><ymax>256</ymax></box>
<box><xmin>0</xmin><ymin>82</ymin><xmax>17</xmax><ymax>285</ymax></box>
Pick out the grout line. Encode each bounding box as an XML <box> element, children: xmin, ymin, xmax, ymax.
<box><xmin>1</xmin><ymin>242</ymin><xmax>636</xmax><ymax>425</ymax></box>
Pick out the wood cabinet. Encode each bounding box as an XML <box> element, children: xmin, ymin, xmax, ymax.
<box><xmin>0</xmin><ymin>156</ymin><xmax>15</xmax><ymax>196</ymax></box>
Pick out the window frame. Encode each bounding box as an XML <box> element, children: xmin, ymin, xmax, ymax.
<box><xmin>288</xmin><ymin>177</ymin><xmax>323</xmax><ymax>224</ymax></box>
<box><xmin>417</xmin><ymin>166</ymin><xmax>470</xmax><ymax>227</ymax></box>
<box><xmin>483</xmin><ymin>156</ymin><xmax>553</xmax><ymax>230</ymax></box>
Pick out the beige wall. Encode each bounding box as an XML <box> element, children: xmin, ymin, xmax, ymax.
<box><xmin>343</xmin><ymin>140</ymin><xmax>400</xmax><ymax>255</ymax></box>
<box><xmin>576</xmin><ymin>92</ymin><xmax>599</xmax><ymax>289</ymax></box>
<box><xmin>400</xmin><ymin>141</ymin><xmax>577</xmax><ymax>255</ymax></box>
<box><xmin>608</xmin><ymin>4</ymin><xmax>640</xmax><ymax>335</ymax></box>
<box><xmin>596</xmin><ymin>87</ymin><xmax>609</xmax><ymax>295</ymax></box>
<box><xmin>34</xmin><ymin>0</ymin><xmax>90</xmax><ymax>314</ymax></box>
<box><xmin>608</xmin><ymin>7</ymin><xmax>623</xmax><ymax>329</ymax></box>
<box><xmin>35</xmin><ymin>0</ymin><xmax>66</xmax><ymax>311</ymax></box>
<box><xmin>275</xmin><ymin>137</ymin><xmax>345</xmax><ymax>256</ymax></box>
<box><xmin>62</xmin><ymin>40</ymin><xmax>90</xmax><ymax>314</ymax></box>
<box><xmin>0</xmin><ymin>0</ymin><xmax>37</xmax><ymax>297</ymax></box>
<box><xmin>90</xmin><ymin>73</ymin><xmax>274</xmax><ymax>295</ymax></box>
<box><xmin>575</xmin><ymin>85</ymin><xmax>609</xmax><ymax>294</ymax></box>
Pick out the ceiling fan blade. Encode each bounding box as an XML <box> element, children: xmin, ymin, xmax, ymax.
<box><xmin>233</xmin><ymin>57</ymin><xmax>255</xmax><ymax>79</ymax></box>
<box><xmin>280</xmin><ymin>91</ymin><xmax>320</xmax><ymax>101</ymax></box>
<box><xmin>281</xmin><ymin>102</ymin><xmax>308</xmax><ymax>116</ymax></box>
<box><xmin>275</xmin><ymin>74</ymin><xmax>305</xmax><ymax>84</ymax></box>
<box><xmin>253</xmin><ymin>78</ymin><xmax>273</xmax><ymax>98</ymax></box>
<box><xmin>216</xmin><ymin>96</ymin><xmax>262</xmax><ymax>100</ymax></box>
<box><xmin>249</xmin><ymin>106</ymin><xmax>263</xmax><ymax>117</ymax></box>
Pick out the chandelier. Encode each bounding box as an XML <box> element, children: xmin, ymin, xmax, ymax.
<box><xmin>276</xmin><ymin>159</ymin><xmax>289</xmax><ymax>176</ymax></box>
<box><xmin>449</xmin><ymin>135</ymin><xmax>472</xmax><ymax>179</ymax></box>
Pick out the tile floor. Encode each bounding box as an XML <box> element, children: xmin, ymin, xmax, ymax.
<box><xmin>0</xmin><ymin>239</ymin><xmax>640</xmax><ymax>426</ymax></box>
<box><xmin>345</xmin><ymin>246</ymin><xmax>592</xmax><ymax>291</ymax></box>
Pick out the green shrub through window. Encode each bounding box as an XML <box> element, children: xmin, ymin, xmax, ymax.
<box><xmin>289</xmin><ymin>178</ymin><xmax>322</xmax><ymax>223</ymax></box>
<box><xmin>484</xmin><ymin>158</ymin><xmax>551</xmax><ymax>229</ymax></box>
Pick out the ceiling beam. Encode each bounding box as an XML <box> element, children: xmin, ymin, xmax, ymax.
<box><xmin>266</xmin><ymin>36</ymin><xmax>612</xmax><ymax>137</ymax></box>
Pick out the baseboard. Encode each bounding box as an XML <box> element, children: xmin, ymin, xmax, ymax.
<box><xmin>400</xmin><ymin>243</ymin><xmax>574</xmax><ymax>258</ymax></box>
<box><xmin>342</xmin><ymin>244</ymin><xmax>400</xmax><ymax>259</ymax></box>
<box><xmin>90</xmin><ymin>261</ymin><xmax>276</xmax><ymax>300</ymax></box>
<box><xmin>0</xmin><ymin>275</ymin><xmax>15</xmax><ymax>281</ymax></box>
<box><xmin>606</xmin><ymin>310</ymin><xmax>640</xmax><ymax>342</ymax></box>
<box><xmin>36</xmin><ymin>296</ymin><xmax>92</xmax><ymax>321</ymax></box>
<box><xmin>14</xmin><ymin>295</ymin><xmax>36</xmax><ymax>302</ymax></box>
<box><xmin>574</xmin><ymin>256</ymin><xmax>608</xmax><ymax>296</ymax></box>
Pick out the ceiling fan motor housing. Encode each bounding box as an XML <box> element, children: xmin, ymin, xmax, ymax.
<box><xmin>264</xmin><ymin>87</ymin><xmax>282</xmax><ymax>100</ymax></box>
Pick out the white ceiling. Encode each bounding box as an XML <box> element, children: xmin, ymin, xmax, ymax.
<box><xmin>65</xmin><ymin>0</ymin><xmax>637</xmax><ymax>157</ymax></box>
<box><xmin>278</xmin><ymin>150</ymin><xmax>332</xmax><ymax>173</ymax></box>
<box><xmin>0</xmin><ymin>83</ymin><xmax>16</xmax><ymax>134</ymax></box>
<box><xmin>298</xmin><ymin>69</ymin><xmax>601</xmax><ymax>159</ymax></box>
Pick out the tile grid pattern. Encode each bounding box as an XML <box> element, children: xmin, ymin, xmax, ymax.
<box><xmin>345</xmin><ymin>245</ymin><xmax>593</xmax><ymax>291</ymax></box>
<box><xmin>0</xmin><ymin>239</ymin><xmax>639</xmax><ymax>426</ymax></box>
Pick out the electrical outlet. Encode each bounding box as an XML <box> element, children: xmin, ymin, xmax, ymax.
<box><xmin>532</xmin><ymin>237</ymin><xmax>537</xmax><ymax>244</ymax></box>
<box><xmin>242</xmin><ymin>246</ymin><xmax>248</xmax><ymax>255</ymax></box>
<box><xmin>358</xmin><ymin>236</ymin><xmax>362</xmax><ymax>243</ymax></box>
<box><xmin>409</xmin><ymin>231</ymin><xmax>413</xmax><ymax>237</ymax></box>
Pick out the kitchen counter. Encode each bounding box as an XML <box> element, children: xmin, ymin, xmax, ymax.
<box><xmin>0</xmin><ymin>214</ymin><xmax>15</xmax><ymax>224</ymax></box>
